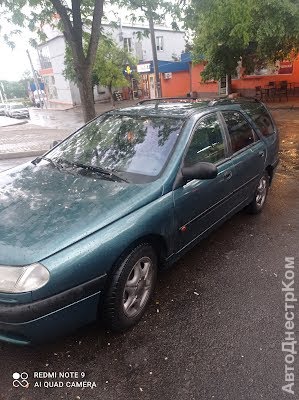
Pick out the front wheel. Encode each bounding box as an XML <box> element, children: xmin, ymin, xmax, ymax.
<box><xmin>103</xmin><ymin>243</ymin><xmax>157</xmax><ymax>332</ymax></box>
<box><xmin>247</xmin><ymin>172</ymin><xmax>269</xmax><ymax>214</ymax></box>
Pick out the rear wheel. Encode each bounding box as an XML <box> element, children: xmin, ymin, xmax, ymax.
<box><xmin>247</xmin><ymin>172</ymin><xmax>269</xmax><ymax>214</ymax></box>
<box><xmin>103</xmin><ymin>243</ymin><xmax>157</xmax><ymax>332</ymax></box>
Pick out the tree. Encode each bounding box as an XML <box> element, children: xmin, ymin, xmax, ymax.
<box><xmin>111</xmin><ymin>0</ymin><xmax>182</xmax><ymax>97</ymax></box>
<box><xmin>94</xmin><ymin>38</ymin><xmax>137</xmax><ymax>105</ymax></box>
<box><xmin>1</xmin><ymin>0</ymin><xmax>182</xmax><ymax>121</ymax></box>
<box><xmin>186</xmin><ymin>0</ymin><xmax>299</xmax><ymax>87</ymax></box>
<box><xmin>0</xmin><ymin>80</ymin><xmax>28</xmax><ymax>99</ymax></box>
<box><xmin>1</xmin><ymin>0</ymin><xmax>104</xmax><ymax>122</ymax></box>
<box><xmin>64</xmin><ymin>36</ymin><xmax>137</xmax><ymax>106</ymax></box>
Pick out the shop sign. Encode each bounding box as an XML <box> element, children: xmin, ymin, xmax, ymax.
<box><xmin>137</xmin><ymin>63</ymin><xmax>151</xmax><ymax>73</ymax></box>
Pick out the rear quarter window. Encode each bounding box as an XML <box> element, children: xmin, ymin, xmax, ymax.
<box><xmin>242</xmin><ymin>103</ymin><xmax>275</xmax><ymax>137</ymax></box>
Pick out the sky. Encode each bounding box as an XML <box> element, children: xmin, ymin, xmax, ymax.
<box><xmin>0</xmin><ymin>38</ymin><xmax>37</xmax><ymax>81</ymax></box>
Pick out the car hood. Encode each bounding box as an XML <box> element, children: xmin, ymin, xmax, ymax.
<box><xmin>0</xmin><ymin>163</ymin><xmax>163</xmax><ymax>265</ymax></box>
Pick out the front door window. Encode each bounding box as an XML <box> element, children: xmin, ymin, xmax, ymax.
<box><xmin>184</xmin><ymin>113</ymin><xmax>225</xmax><ymax>167</ymax></box>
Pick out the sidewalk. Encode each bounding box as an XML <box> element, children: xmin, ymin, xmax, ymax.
<box><xmin>0</xmin><ymin>116</ymin><xmax>28</xmax><ymax>128</ymax></box>
<box><xmin>29</xmin><ymin>99</ymin><xmax>139</xmax><ymax>130</ymax></box>
<box><xmin>0</xmin><ymin>124</ymin><xmax>70</xmax><ymax>159</ymax></box>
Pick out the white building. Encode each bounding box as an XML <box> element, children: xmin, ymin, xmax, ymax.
<box><xmin>104</xmin><ymin>22</ymin><xmax>186</xmax><ymax>63</ymax></box>
<box><xmin>38</xmin><ymin>22</ymin><xmax>186</xmax><ymax>107</ymax></box>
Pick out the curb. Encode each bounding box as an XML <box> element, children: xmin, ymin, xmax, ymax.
<box><xmin>0</xmin><ymin>120</ymin><xmax>28</xmax><ymax>128</ymax></box>
<box><xmin>31</xmin><ymin>107</ymin><xmax>74</xmax><ymax>111</ymax></box>
<box><xmin>0</xmin><ymin>150</ymin><xmax>46</xmax><ymax>160</ymax></box>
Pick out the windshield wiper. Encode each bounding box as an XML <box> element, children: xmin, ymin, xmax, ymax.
<box><xmin>59</xmin><ymin>159</ymin><xmax>129</xmax><ymax>183</ymax></box>
<box><xmin>32</xmin><ymin>156</ymin><xmax>62</xmax><ymax>171</ymax></box>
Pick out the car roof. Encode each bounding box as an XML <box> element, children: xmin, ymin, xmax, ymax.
<box><xmin>111</xmin><ymin>97</ymin><xmax>261</xmax><ymax>119</ymax></box>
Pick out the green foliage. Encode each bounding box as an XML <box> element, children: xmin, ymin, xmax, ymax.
<box><xmin>63</xmin><ymin>45</ymin><xmax>78</xmax><ymax>84</ymax></box>
<box><xmin>186</xmin><ymin>0</ymin><xmax>299</xmax><ymax>80</ymax></box>
<box><xmin>110</xmin><ymin>0</ymin><xmax>182</xmax><ymax>26</ymax></box>
<box><xmin>0</xmin><ymin>79</ymin><xmax>28</xmax><ymax>99</ymax></box>
<box><xmin>94</xmin><ymin>37</ymin><xmax>137</xmax><ymax>90</ymax></box>
<box><xmin>64</xmin><ymin>36</ymin><xmax>137</xmax><ymax>92</ymax></box>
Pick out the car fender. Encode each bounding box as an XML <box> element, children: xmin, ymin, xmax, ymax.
<box><xmin>34</xmin><ymin>189</ymin><xmax>176</xmax><ymax>300</ymax></box>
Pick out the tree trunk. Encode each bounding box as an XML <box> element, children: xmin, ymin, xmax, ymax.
<box><xmin>227</xmin><ymin>74</ymin><xmax>232</xmax><ymax>94</ymax></box>
<box><xmin>76</xmin><ymin>67</ymin><xmax>96</xmax><ymax>123</ymax></box>
<box><xmin>108</xmin><ymin>84</ymin><xmax>115</xmax><ymax>107</ymax></box>
<box><xmin>148</xmin><ymin>8</ymin><xmax>161</xmax><ymax>98</ymax></box>
<box><xmin>49</xmin><ymin>0</ymin><xmax>104</xmax><ymax>123</ymax></box>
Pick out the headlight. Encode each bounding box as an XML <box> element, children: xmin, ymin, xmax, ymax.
<box><xmin>0</xmin><ymin>263</ymin><xmax>50</xmax><ymax>293</ymax></box>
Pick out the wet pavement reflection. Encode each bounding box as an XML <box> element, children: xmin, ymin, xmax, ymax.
<box><xmin>272</xmin><ymin>109</ymin><xmax>299</xmax><ymax>174</ymax></box>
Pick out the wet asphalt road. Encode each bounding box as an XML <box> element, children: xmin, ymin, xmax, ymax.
<box><xmin>0</xmin><ymin>111</ymin><xmax>298</xmax><ymax>400</ymax></box>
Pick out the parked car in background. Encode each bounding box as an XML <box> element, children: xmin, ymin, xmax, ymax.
<box><xmin>6</xmin><ymin>103</ymin><xmax>29</xmax><ymax>119</ymax></box>
<box><xmin>0</xmin><ymin>97</ymin><xmax>279</xmax><ymax>344</ymax></box>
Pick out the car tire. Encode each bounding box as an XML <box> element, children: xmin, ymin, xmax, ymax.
<box><xmin>247</xmin><ymin>172</ymin><xmax>269</xmax><ymax>214</ymax></box>
<box><xmin>103</xmin><ymin>243</ymin><xmax>157</xmax><ymax>332</ymax></box>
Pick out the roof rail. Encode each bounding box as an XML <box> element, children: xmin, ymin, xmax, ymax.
<box><xmin>136</xmin><ymin>95</ymin><xmax>260</xmax><ymax>108</ymax></box>
<box><xmin>136</xmin><ymin>97</ymin><xmax>201</xmax><ymax>105</ymax></box>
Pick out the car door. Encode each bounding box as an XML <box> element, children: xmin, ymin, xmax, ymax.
<box><xmin>173</xmin><ymin>112</ymin><xmax>241</xmax><ymax>251</ymax></box>
<box><xmin>220</xmin><ymin>110</ymin><xmax>267</xmax><ymax>204</ymax></box>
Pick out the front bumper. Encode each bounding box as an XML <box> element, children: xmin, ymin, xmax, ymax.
<box><xmin>0</xmin><ymin>274</ymin><xmax>106</xmax><ymax>345</ymax></box>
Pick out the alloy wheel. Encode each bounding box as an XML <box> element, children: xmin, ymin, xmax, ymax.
<box><xmin>123</xmin><ymin>256</ymin><xmax>153</xmax><ymax>318</ymax></box>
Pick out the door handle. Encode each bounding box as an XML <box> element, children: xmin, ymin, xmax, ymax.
<box><xmin>223</xmin><ymin>171</ymin><xmax>232</xmax><ymax>180</ymax></box>
<box><xmin>258</xmin><ymin>151</ymin><xmax>265</xmax><ymax>157</ymax></box>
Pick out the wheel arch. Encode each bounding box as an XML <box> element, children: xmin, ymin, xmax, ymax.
<box><xmin>112</xmin><ymin>234</ymin><xmax>168</xmax><ymax>274</ymax></box>
<box><xmin>98</xmin><ymin>234</ymin><xmax>168</xmax><ymax>312</ymax></box>
<box><xmin>103</xmin><ymin>234</ymin><xmax>168</xmax><ymax>284</ymax></box>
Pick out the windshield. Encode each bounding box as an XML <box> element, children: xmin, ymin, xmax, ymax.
<box><xmin>48</xmin><ymin>113</ymin><xmax>183</xmax><ymax>183</ymax></box>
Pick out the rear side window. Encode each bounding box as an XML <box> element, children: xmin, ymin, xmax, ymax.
<box><xmin>222</xmin><ymin>111</ymin><xmax>257</xmax><ymax>153</ymax></box>
<box><xmin>242</xmin><ymin>103</ymin><xmax>275</xmax><ymax>136</ymax></box>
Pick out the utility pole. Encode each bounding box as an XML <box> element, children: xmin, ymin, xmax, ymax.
<box><xmin>0</xmin><ymin>84</ymin><xmax>5</xmax><ymax>104</ymax></box>
<box><xmin>26</xmin><ymin>49</ymin><xmax>43</xmax><ymax>108</ymax></box>
<box><xmin>148</xmin><ymin>8</ymin><xmax>161</xmax><ymax>98</ymax></box>
<box><xmin>0</xmin><ymin>82</ymin><xmax>7</xmax><ymax>104</ymax></box>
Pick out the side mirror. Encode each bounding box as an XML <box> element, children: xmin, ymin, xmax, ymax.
<box><xmin>181</xmin><ymin>162</ymin><xmax>218</xmax><ymax>181</ymax></box>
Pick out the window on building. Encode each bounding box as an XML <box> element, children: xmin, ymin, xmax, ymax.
<box><xmin>124</xmin><ymin>38</ymin><xmax>132</xmax><ymax>52</ymax></box>
<box><xmin>222</xmin><ymin>111</ymin><xmax>257</xmax><ymax>153</ymax></box>
<box><xmin>39</xmin><ymin>46</ymin><xmax>52</xmax><ymax>69</ymax></box>
<box><xmin>156</xmin><ymin>36</ymin><xmax>164</xmax><ymax>51</ymax></box>
<box><xmin>184</xmin><ymin>113</ymin><xmax>225</xmax><ymax>166</ymax></box>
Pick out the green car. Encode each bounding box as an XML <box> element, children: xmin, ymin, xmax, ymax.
<box><xmin>0</xmin><ymin>98</ymin><xmax>279</xmax><ymax>344</ymax></box>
